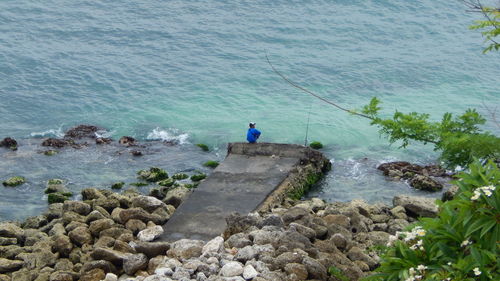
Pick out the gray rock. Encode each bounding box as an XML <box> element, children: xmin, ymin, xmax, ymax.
<box><xmin>167</xmin><ymin>239</ymin><xmax>204</xmax><ymax>260</ymax></box>
<box><xmin>91</xmin><ymin>248</ymin><xmax>131</xmax><ymax>264</ymax></box>
<box><xmin>284</xmin><ymin>263</ymin><xmax>308</xmax><ymax>281</ymax></box>
<box><xmin>387</xmin><ymin>219</ymin><xmax>410</xmax><ymax>234</ymax></box>
<box><xmin>51</xmin><ymin>234</ymin><xmax>73</xmax><ymax>257</ymax></box>
<box><xmin>202</xmin><ymin>236</ymin><xmax>224</xmax><ymax>256</ymax></box>
<box><xmin>48</xmin><ymin>223</ymin><xmax>67</xmax><ymax>236</ymax></box>
<box><xmin>220</xmin><ymin>261</ymin><xmax>244</xmax><ymax>277</ymax></box>
<box><xmin>302</xmin><ymin>256</ymin><xmax>327</xmax><ymax>280</ymax></box>
<box><xmin>226</xmin><ymin>233</ymin><xmax>251</xmax><ymax>249</ymax></box>
<box><xmin>367</xmin><ymin>231</ymin><xmax>391</xmax><ymax>247</ymax></box>
<box><xmin>138</xmin><ymin>225</ymin><xmax>164</xmax><ymax>242</ymax></box>
<box><xmin>0</xmin><ymin>238</ymin><xmax>16</xmax><ymax>246</ymax></box>
<box><xmin>132</xmin><ymin>195</ymin><xmax>167</xmax><ymax>213</ymax></box>
<box><xmin>163</xmin><ymin>187</ymin><xmax>192</xmax><ymax>208</ymax></box>
<box><xmin>281</xmin><ymin>207</ymin><xmax>309</xmax><ymax>224</ymax></box>
<box><xmin>123</xmin><ymin>253</ymin><xmax>148</xmax><ymax>275</ymax></box>
<box><xmin>80</xmin><ymin>260</ymin><xmax>117</xmax><ymax>275</ymax></box>
<box><xmin>23</xmin><ymin>215</ymin><xmax>48</xmax><ymax>229</ymax></box>
<box><xmin>347</xmin><ymin>246</ymin><xmax>377</xmax><ymax>269</ymax></box>
<box><xmin>393</xmin><ymin>195</ymin><xmax>438</xmax><ymax>218</ymax></box>
<box><xmin>125</xmin><ymin>219</ymin><xmax>147</xmax><ymax>235</ymax></box>
<box><xmin>289</xmin><ymin>223</ymin><xmax>316</xmax><ymax>240</ymax></box>
<box><xmin>242</xmin><ymin>264</ymin><xmax>258</xmax><ymax>280</ymax></box>
<box><xmin>323</xmin><ymin>214</ymin><xmax>351</xmax><ymax>228</ymax></box>
<box><xmin>258</xmin><ymin>214</ymin><xmax>284</xmax><ymax>228</ymax></box>
<box><xmin>273</xmin><ymin>251</ymin><xmax>303</xmax><ymax>270</ymax></box>
<box><xmin>234</xmin><ymin>246</ymin><xmax>256</xmax><ymax>262</ymax></box>
<box><xmin>89</xmin><ymin>218</ymin><xmax>115</xmax><ymax>237</ymax></box>
<box><xmin>86</xmin><ymin>210</ymin><xmax>107</xmax><ymax>223</ymax></box>
<box><xmin>0</xmin><ymin>222</ymin><xmax>24</xmax><ymax>242</ymax></box>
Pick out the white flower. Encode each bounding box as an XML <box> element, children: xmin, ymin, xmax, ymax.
<box><xmin>409</xmin><ymin>267</ymin><xmax>416</xmax><ymax>275</ymax></box>
<box><xmin>417</xmin><ymin>265</ymin><xmax>427</xmax><ymax>271</ymax></box>
<box><xmin>416</xmin><ymin>229</ymin><xmax>426</xmax><ymax>237</ymax></box>
<box><xmin>410</xmin><ymin>244</ymin><xmax>418</xmax><ymax>250</ymax></box>
<box><xmin>473</xmin><ymin>267</ymin><xmax>481</xmax><ymax>276</ymax></box>
<box><xmin>405</xmin><ymin>277</ymin><xmax>415</xmax><ymax>281</ymax></box>
<box><xmin>419</xmin><ymin>246</ymin><xmax>424</xmax><ymax>251</ymax></box>
<box><xmin>414</xmin><ymin>275</ymin><xmax>423</xmax><ymax>280</ymax></box>
<box><xmin>416</xmin><ymin>240</ymin><xmax>423</xmax><ymax>246</ymax></box>
<box><xmin>447</xmin><ymin>262</ymin><xmax>452</xmax><ymax>266</ymax></box>
<box><xmin>484</xmin><ymin>190</ymin><xmax>492</xmax><ymax>197</ymax></box>
<box><xmin>460</xmin><ymin>239</ymin><xmax>471</xmax><ymax>247</ymax></box>
<box><xmin>471</xmin><ymin>193</ymin><xmax>480</xmax><ymax>201</ymax></box>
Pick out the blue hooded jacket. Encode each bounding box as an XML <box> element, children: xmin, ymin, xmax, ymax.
<box><xmin>247</xmin><ymin>128</ymin><xmax>261</xmax><ymax>143</ymax></box>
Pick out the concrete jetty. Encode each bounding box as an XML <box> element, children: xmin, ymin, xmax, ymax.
<box><xmin>158</xmin><ymin>142</ymin><xmax>331</xmax><ymax>242</ymax></box>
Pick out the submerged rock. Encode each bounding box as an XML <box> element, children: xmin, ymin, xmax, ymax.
<box><xmin>409</xmin><ymin>174</ymin><xmax>443</xmax><ymax>191</ymax></box>
<box><xmin>64</xmin><ymin>125</ymin><xmax>101</xmax><ymax>139</ymax></box>
<box><xmin>2</xmin><ymin>176</ymin><xmax>26</xmax><ymax>187</ymax></box>
<box><xmin>119</xmin><ymin>136</ymin><xmax>136</xmax><ymax>146</ymax></box>
<box><xmin>42</xmin><ymin>138</ymin><xmax>70</xmax><ymax>148</ymax></box>
<box><xmin>137</xmin><ymin>167</ymin><xmax>169</xmax><ymax>182</ymax></box>
<box><xmin>0</xmin><ymin>137</ymin><xmax>17</xmax><ymax>150</ymax></box>
<box><xmin>96</xmin><ymin>137</ymin><xmax>113</xmax><ymax>144</ymax></box>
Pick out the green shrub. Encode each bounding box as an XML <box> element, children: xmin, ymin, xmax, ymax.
<box><xmin>196</xmin><ymin>143</ymin><xmax>209</xmax><ymax>151</ymax></box>
<box><xmin>2</xmin><ymin>176</ymin><xmax>26</xmax><ymax>187</ymax></box>
<box><xmin>288</xmin><ymin>172</ymin><xmax>322</xmax><ymax>200</ymax></box>
<box><xmin>364</xmin><ymin>160</ymin><xmax>499</xmax><ymax>281</ymax></box>
<box><xmin>203</xmin><ymin>160</ymin><xmax>219</xmax><ymax>168</ymax></box>
<box><xmin>111</xmin><ymin>182</ymin><xmax>125</xmax><ymax>189</ymax></box>
<box><xmin>172</xmin><ymin>173</ymin><xmax>189</xmax><ymax>180</ymax></box>
<box><xmin>190</xmin><ymin>174</ymin><xmax>206</xmax><ymax>182</ymax></box>
<box><xmin>309</xmin><ymin>141</ymin><xmax>323</xmax><ymax>149</ymax></box>
<box><xmin>137</xmin><ymin>167</ymin><xmax>168</xmax><ymax>182</ymax></box>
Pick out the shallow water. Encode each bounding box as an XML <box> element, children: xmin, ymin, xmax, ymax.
<box><xmin>0</xmin><ymin>0</ymin><xmax>498</xmax><ymax>220</ymax></box>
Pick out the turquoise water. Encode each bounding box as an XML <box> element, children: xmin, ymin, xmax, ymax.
<box><xmin>1</xmin><ymin>1</ymin><xmax>499</xmax><ymax>220</ymax></box>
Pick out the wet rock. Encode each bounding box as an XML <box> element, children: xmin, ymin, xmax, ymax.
<box><xmin>80</xmin><ymin>260</ymin><xmax>117</xmax><ymax>275</ymax></box>
<box><xmin>123</xmin><ymin>253</ymin><xmax>148</xmax><ymax>275</ymax></box>
<box><xmin>81</xmin><ymin>188</ymin><xmax>105</xmax><ymax>201</ymax></box>
<box><xmin>43</xmin><ymin>150</ymin><xmax>58</xmax><ymax>156</ymax></box>
<box><xmin>285</xmin><ymin>263</ymin><xmax>308</xmax><ymax>281</ymax></box>
<box><xmin>163</xmin><ymin>186</ymin><xmax>191</xmax><ymax>208</ymax></box>
<box><xmin>89</xmin><ymin>219</ymin><xmax>115</xmax><ymax>237</ymax></box>
<box><xmin>393</xmin><ymin>195</ymin><xmax>438</xmax><ymax>218</ymax></box>
<box><xmin>0</xmin><ymin>222</ymin><xmax>24</xmax><ymax>242</ymax></box>
<box><xmin>302</xmin><ymin>256</ymin><xmax>327</xmax><ymax>280</ymax></box>
<box><xmin>79</xmin><ymin>268</ymin><xmax>106</xmax><ymax>281</ymax></box>
<box><xmin>49</xmin><ymin>270</ymin><xmax>77</xmax><ymax>281</ymax></box>
<box><xmin>0</xmin><ymin>238</ymin><xmax>17</xmax><ymax>246</ymax></box>
<box><xmin>125</xmin><ymin>219</ymin><xmax>147</xmax><ymax>235</ymax></box>
<box><xmin>119</xmin><ymin>136</ymin><xmax>136</xmax><ymax>146</ymax></box>
<box><xmin>119</xmin><ymin>208</ymin><xmax>165</xmax><ymax>225</ymax></box>
<box><xmin>22</xmin><ymin>215</ymin><xmax>48</xmax><ymax>229</ymax></box>
<box><xmin>409</xmin><ymin>174</ymin><xmax>443</xmax><ymax>191</ymax></box>
<box><xmin>52</xmin><ymin>234</ymin><xmax>73</xmax><ymax>257</ymax></box>
<box><xmin>96</xmin><ymin>137</ymin><xmax>112</xmax><ymax>145</ymax></box>
<box><xmin>130</xmin><ymin>150</ymin><xmax>143</xmax><ymax>156</ymax></box>
<box><xmin>91</xmin><ymin>248</ymin><xmax>130</xmax><ymax>265</ymax></box>
<box><xmin>0</xmin><ymin>137</ymin><xmax>17</xmax><ymax>150</ymax></box>
<box><xmin>2</xmin><ymin>176</ymin><xmax>26</xmax><ymax>187</ymax></box>
<box><xmin>64</xmin><ymin>125</ymin><xmax>101</xmax><ymax>139</ymax></box>
<box><xmin>68</xmin><ymin>226</ymin><xmax>92</xmax><ymax>246</ymax></box>
<box><xmin>137</xmin><ymin>167</ymin><xmax>169</xmax><ymax>182</ymax></box>
<box><xmin>42</xmin><ymin>138</ymin><xmax>69</xmax><ymax>148</ymax></box>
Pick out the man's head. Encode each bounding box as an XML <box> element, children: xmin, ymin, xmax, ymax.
<box><xmin>249</xmin><ymin>122</ymin><xmax>256</xmax><ymax>128</ymax></box>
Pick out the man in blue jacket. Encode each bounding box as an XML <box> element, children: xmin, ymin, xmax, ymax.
<box><xmin>247</xmin><ymin>122</ymin><xmax>261</xmax><ymax>143</ymax></box>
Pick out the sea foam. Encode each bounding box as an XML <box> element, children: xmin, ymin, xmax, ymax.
<box><xmin>146</xmin><ymin>128</ymin><xmax>190</xmax><ymax>144</ymax></box>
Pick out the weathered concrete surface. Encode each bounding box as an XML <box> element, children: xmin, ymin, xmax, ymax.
<box><xmin>159</xmin><ymin>143</ymin><xmax>330</xmax><ymax>242</ymax></box>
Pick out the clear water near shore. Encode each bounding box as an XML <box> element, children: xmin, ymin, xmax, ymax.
<box><xmin>1</xmin><ymin>0</ymin><xmax>498</xmax><ymax>220</ymax></box>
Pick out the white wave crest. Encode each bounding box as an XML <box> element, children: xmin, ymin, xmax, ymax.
<box><xmin>146</xmin><ymin>127</ymin><xmax>190</xmax><ymax>144</ymax></box>
<box><xmin>30</xmin><ymin>127</ymin><xmax>64</xmax><ymax>138</ymax></box>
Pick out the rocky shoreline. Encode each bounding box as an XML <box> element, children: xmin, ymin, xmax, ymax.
<box><xmin>0</xmin><ymin>185</ymin><xmax>439</xmax><ymax>281</ymax></box>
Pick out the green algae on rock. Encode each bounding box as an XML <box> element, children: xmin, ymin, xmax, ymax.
<box><xmin>137</xmin><ymin>167</ymin><xmax>169</xmax><ymax>182</ymax></box>
<box><xmin>196</xmin><ymin>143</ymin><xmax>209</xmax><ymax>151</ymax></box>
<box><xmin>172</xmin><ymin>173</ymin><xmax>189</xmax><ymax>180</ymax></box>
<box><xmin>190</xmin><ymin>174</ymin><xmax>206</xmax><ymax>182</ymax></box>
<box><xmin>203</xmin><ymin>161</ymin><xmax>219</xmax><ymax>168</ymax></box>
<box><xmin>157</xmin><ymin>178</ymin><xmax>175</xmax><ymax>187</ymax></box>
<box><xmin>47</xmin><ymin>192</ymin><xmax>72</xmax><ymax>204</ymax></box>
<box><xmin>309</xmin><ymin>141</ymin><xmax>323</xmax><ymax>149</ymax></box>
<box><xmin>2</xmin><ymin>176</ymin><xmax>26</xmax><ymax>187</ymax></box>
<box><xmin>111</xmin><ymin>182</ymin><xmax>125</xmax><ymax>190</ymax></box>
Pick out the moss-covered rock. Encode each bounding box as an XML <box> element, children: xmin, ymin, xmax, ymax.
<box><xmin>2</xmin><ymin>176</ymin><xmax>26</xmax><ymax>187</ymax></box>
<box><xmin>185</xmin><ymin>183</ymin><xmax>199</xmax><ymax>189</ymax></box>
<box><xmin>203</xmin><ymin>161</ymin><xmax>219</xmax><ymax>168</ymax></box>
<box><xmin>130</xmin><ymin>182</ymin><xmax>149</xmax><ymax>187</ymax></box>
<box><xmin>111</xmin><ymin>182</ymin><xmax>125</xmax><ymax>190</ymax></box>
<box><xmin>196</xmin><ymin>143</ymin><xmax>209</xmax><ymax>151</ymax></box>
<box><xmin>137</xmin><ymin>167</ymin><xmax>168</xmax><ymax>182</ymax></box>
<box><xmin>158</xmin><ymin>178</ymin><xmax>175</xmax><ymax>187</ymax></box>
<box><xmin>48</xmin><ymin>179</ymin><xmax>64</xmax><ymax>185</ymax></box>
<box><xmin>45</xmin><ymin>179</ymin><xmax>66</xmax><ymax>194</ymax></box>
<box><xmin>172</xmin><ymin>173</ymin><xmax>189</xmax><ymax>180</ymax></box>
<box><xmin>309</xmin><ymin>141</ymin><xmax>323</xmax><ymax>149</ymax></box>
<box><xmin>48</xmin><ymin>192</ymin><xmax>71</xmax><ymax>204</ymax></box>
<box><xmin>43</xmin><ymin>150</ymin><xmax>58</xmax><ymax>156</ymax></box>
<box><xmin>190</xmin><ymin>174</ymin><xmax>206</xmax><ymax>182</ymax></box>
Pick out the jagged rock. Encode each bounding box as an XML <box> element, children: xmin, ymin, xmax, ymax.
<box><xmin>387</xmin><ymin>219</ymin><xmax>410</xmax><ymax>234</ymax></box>
<box><xmin>289</xmin><ymin>223</ymin><xmax>316</xmax><ymax>241</ymax></box>
<box><xmin>63</xmin><ymin>201</ymin><xmax>92</xmax><ymax>216</ymax></box>
<box><xmin>81</xmin><ymin>188</ymin><xmax>105</xmax><ymax>201</ymax></box>
<box><xmin>226</xmin><ymin>233</ymin><xmax>252</xmax><ymax>249</ymax></box>
<box><xmin>137</xmin><ymin>225</ymin><xmax>164</xmax><ymax>242</ymax></box>
<box><xmin>80</xmin><ymin>260</ymin><xmax>118</xmax><ymax>274</ymax></box>
<box><xmin>123</xmin><ymin>254</ymin><xmax>148</xmax><ymax>275</ymax></box>
<box><xmin>393</xmin><ymin>195</ymin><xmax>438</xmax><ymax>218</ymax></box>
<box><xmin>347</xmin><ymin>246</ymin><xmax>378</xmax><ymax>269</ymax></box>
<box><xmin>64</xmin><ymin>125</ymin><xmax>101</xmax><ymax>139</ymax></box>
<box><xmin>42</xmin><ymin>138</ymin><xmax>69</xmax><ymax>148</ymax></box>
<box><xmin>100</xmin><ymin>227</ymin><xmax>132</xmax><ymax>239</ymax></box>
<box><xmin>0</xmin><ymin>258</ymin><xmax>23</xmax><ymax>273</ymax></box>
<box><xmin>91</xmin><ymin>248</ymin><xmax>130</xmax><ymax>265</ymax></box>
<box><xmin>119</xmin><ymin>208</ymin><xmax>163</xmax><ymax>224</ymax></box>
<box><xmin>68</xmin><ymin>226</ymin><xmax>92</xmax><ymax>246</ymax></box>
<box><xmin>2</xmin><ymin>176</ymin><xmax>26</xmax><ymax>187</ymax></box>
<box><xmin>390</xmin><ymin>206</ymin><xmax>407</xmax><ymax>220</ymax></box>
<box><xmin>0</xmin><ymin>245</ymin><xmax>24</xmax><ymax>260</ymax></box>
<box><xmin>0</xmin><ymin>238</ymin><xmax>17</xmax><ymax>246</ymax></box>
<box><xmin>163</xmin><ymin>186</ymin><xmax>192</xmax><ymax>208</ymax></box>
<box><xmin>409</xmin><ymin>174</ymin><xmax>443</xmax><ymax>191</ymax></box>
<box><xmin>132</xmin><ymin>196</ymin><xmax>166</xmax><ymax>213</ymax></box>
<box><xmin>96</xmin><ymin>137</ymin><xmax>112</xmax><ymax>145</ymax></box>
<box><xmin>282</xmin><ymin>207</ymin><xmax>309</xmax><ymax>224</ymax></box>
<box><xmin>119</xmin><ymin>136</ymin><xmax>136</xmax><ymax>146</ymax></box>
<box><xmin>52</xmin><ymin>234</ymin><xmax>73</xmax><ymax>257</ymax></box>
<box><xmin>202</xmin><ymin>236</ymin><xmax>224</xmax><ymax>256</ymax></box>
<box><xmin>49</xmin><ymin>270</ymin><xmax>77</xmax><ymax>281</ymax></box>
<box><xmin>0</xmin><ymin>222</ymin><xmax>24</xmax><ymax>242</ymax></box>
<box><xmin>167</xmin><ymin>239</ymin><xmax>204</xmax><ymax>260</ymax></box>
<box><xmin>23</xmin><ymin>215</ymin><xmax>48</xmax><ymax>229</ymax></box>
<box><xmin>442</xmin><ymin>185</ymin><xmax>459</xmax><ymax>201</ymax></box>
<box><xmin>79</xmin><ymin>268</ymin><xmax>106</xmax><ymax>281</ymax></box>
<box><xmin>273</xmin><ymin>251</ymin><xmax>303</xmax><ymax>270</ymax></box>
<box><xmin>125</xmin><ymin>219</ymin><xmax>147</xmax><ymax>235</ymax></box>
<box><xmin>242</xmin><ymin>264</ymin><xmax>258</xmax><ymax>280</ymax></box>
<box><xmin>88</xmin><ymin>219</ymin><xmax>115</xmax><ymax>237</ymax></box>
<box><xmin>44</xmin><ymin>203</ymin><xmax>64</xmax><ymax>220</ymax></box>
<box><xmin>0</xmin><ymin>137</ymin><xmax>17</xmax><ymax>150</ymax></box>
<box><xmin>285</xmin><ymin>263</ymin><xmax>308</xmax><ymax>281</ymax></box>
<box><xmin>54</xmin><ymin>259</ymin><xmax>74</xmax><ymax>271</ymax></box>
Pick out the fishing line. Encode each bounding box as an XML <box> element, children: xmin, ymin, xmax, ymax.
<box><xmin>304</xmin><ymin>101</ymin><xmax>313</xmax><ymax>146</ymax></box>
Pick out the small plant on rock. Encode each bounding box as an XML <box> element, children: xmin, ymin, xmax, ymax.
<box><xmin>203</xmin><ymin>160</ymin><xmax>219</xmax><ymax>168</ymax></box>
<box><xmin>172</xmin><ymin>173</ymin><xmax>189</xmax><ymax>180</ymax></box>
<box><xmin>158</xmin><ymin>178</ymin><xmax>175</xmax><ymax>187</ymax></box>
<box><xmin>111</xmin><ymin>182</ymin><xmax>125</xmax><ymax>189</ymax></box>
<box><xmin>137</xmin><ymin>167</ymin><xmax>169</xmax><ymax>182</ymax></box>
<box><xmin>2</xmin><ymin>176</ymin><xmax>26</xmax><ymax>187</ymax></box>
<box><xmin>196</xmin><ymin>143</ymin><xmax>209</xmax><ymax>152</ymax></box>
<box><xmin>309</xmin><ymin>141</ymin><xmax>324</xmax><ymax>149</ymax></box>
<box><xmin>190</xmin><ymin>173</ymin><xmax>206</xmax><ymax>182</ymax></box>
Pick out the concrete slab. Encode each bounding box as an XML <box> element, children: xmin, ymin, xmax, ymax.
<box><xmin>158</xmin><ymin>143</ymin><xmax>330</xmax><ymax>242</ymax></box>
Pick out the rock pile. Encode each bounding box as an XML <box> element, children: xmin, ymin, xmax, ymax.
<box><xmin>0</xmin><ymin>186</ymin><xmax>438</xmax><ymax>281</ymax></box>
<box><xmin>377</xmin><ymin>161</ymin><xmax>449</xmax><ymax>191</ymax></box>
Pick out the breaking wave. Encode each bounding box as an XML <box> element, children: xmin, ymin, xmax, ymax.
<box><xmin>146</xmin><ymin>128</ymin><xmax>190</xmax><ymax>144</ymax></box>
